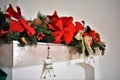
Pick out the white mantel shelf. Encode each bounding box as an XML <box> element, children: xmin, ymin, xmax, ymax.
<box><xmin>0</xmin><ymin>41</ymin><xmax>80</xmax><ymax>67</ymax></box>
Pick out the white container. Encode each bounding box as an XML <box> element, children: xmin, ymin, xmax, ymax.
<box><xmin>0</xmin><ymin>41</ymin><xmax>80</xmax><ymax>67</ymax></box>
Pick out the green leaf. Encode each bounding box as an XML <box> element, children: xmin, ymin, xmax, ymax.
<box><xmin>37</xmin><ymin>12</ymin><xmax>46</xmax><ymax>20</ymax></box>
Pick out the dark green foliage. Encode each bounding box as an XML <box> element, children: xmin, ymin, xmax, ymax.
<box><xmin>36</xmin><ymin>24</ymin><xmax>52</xmax><ymax>34</ymax></box>
<box><xmin>26</xmin><ymin>35</ymin><xmax>37</xmax><ymax>45</ymax></box>
<box><xmin>0</xmin><ymin>22</ymin><xmax>10</xmax><ymax>31</ymax></box>
<box><xmin>0</xmin><ymin>38</ymin><xmax>3</xmax><ymax>45</ymax></box>
<box><xmin>98</xmin><ymin>42</ymin><xmax>106</xmax><ymax>51</ymax></box>
<box><xmin>91</xmin><ymin>40</ymin><xmax>106</xmax><ymax>53</ymax></box>
<box><xmin>68</xmin><ymin>38</ymin><xmax>83</xmax><ymax>54</ymax></box>
<box><xmin>37</xmin><ymin>12</ymin><xmax>46</xmax><ymax>20</ymax></box>
<box><xmin>18</xmin><ymin>31</ymin><xmax>37</xmax><ymax>46</ymax></box>
<box><xmin>5</xmin><ymin>32</ymin><xmax>20</xmax><ymax>43</ymax></box>
<box><xmin>42</xmin><ymin>34</ymin><xmax>55</xmax><ymax>43</ymax></box>
<box><xmin>91</xmin><ymin>40</ymin><xmax>98</xmax><ymax>53</ymax></box>
<box><xmin>36</xmin><ymin>24</ymin><xmax>54</xmax><ymax>43</ymax></box>
<box><xmin>0</xmin><ymin>12</ymin><xmax>6</xmax><ymax>24</ymax></box>
<box><xmin>92</xmin><ymin>40</ymin><xmax>98</xmax><ymax>48</ymax></box>
<box><xmin>0</xmin><ymin>32</ymin><xmax>20</xmax><ymax>44</ymax></box>
<box><xmin>0</xmin><ymin>11</ymin><xmax>10</xmax><ymax>31</ymax></box>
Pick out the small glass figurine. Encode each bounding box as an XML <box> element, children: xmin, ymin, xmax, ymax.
<box><xmin>41</xmin><ymin>43</ymin><xmax>55</xmax><ymax>79</ymax></box>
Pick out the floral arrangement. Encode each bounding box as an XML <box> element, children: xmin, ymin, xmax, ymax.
<box><xmin>0</xmin><ymin>4</ymin><xmax>105</xmax><ymax>57</ymax></box>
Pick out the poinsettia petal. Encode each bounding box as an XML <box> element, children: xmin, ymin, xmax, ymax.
<box><xmin>51</xmin><ymin>17</ymin><xmax>59</xmax><ymax>25</ymax></box>
<box><xmin>48</xmin><ymin>24</ymin><xmax>56</xmax><ymax>30</ymax></box>
<box><xmin>0</xmin><ymin>30</ymin><xmax>10</xmax><ymax>36</ymax></box>
<box><xmin>47</xmin><ymin>11</ymin><xmax>58</xmax><ymax>19</ymax></box>
<box><xmin>75</xmin><ymin>21</ymin><xmax>84</xmax><ymax>33</ymax></box>
<box><xmin>97</xmin><ymin>38</ymin><xmax>101</xmax><ymax>43</ymax></box>
<box><xmin>55</xmin><ymin>19</ymin><xmax>63</xmax><ymax>31</ymax></box>
<box><xmin>9</xmin><ymin>20</ymin><xmax>24</xmax><ymax>32</ymax></box>
<box><xmin>6</xmin><ymin>4</ymin><xmax>20</xmax><ymax>19</ymax></box>
<box><xmin>90</xmin><ymin>30</ymin><xmax>96</xmax><ymax>40</ymax></box>
<box><xmin>61</xmin><ymin>17</ymin><xmax>73</xmax><ymax>27</ymax></box>
<box><xmin>84</xmin><ymin>33</ymin><xmax>89</xmax><ymax>37</ymax></box>
<box><xmin>47</xmin><ymin>11</ymin><xmax>59</xmax><ymax>25</ymax></box>
<box><xmin>63</xmin><ymin>24</ymin><xmax>75</xmax><ymax>44</ymax></box>
<box><xmin>53</xmin><ymin>31</ymin><xmax>63</xmax><ymax>43</ymax></box>
<box><xmin>19</xmin><ymin>18</ymin><xmax>35</xmax><ymax>36</ymax></box>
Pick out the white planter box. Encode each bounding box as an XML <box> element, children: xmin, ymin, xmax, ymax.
<box><xmin>0</xmin><ymin>41</ymin><xmax>80</xmax><ymax>67</ymax></box>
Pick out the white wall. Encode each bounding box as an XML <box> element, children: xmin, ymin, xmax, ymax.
<box><xmin>0</xmin><ymin>0</ymin><xmax>17</xmax><ymax>11</ymax></box>
<box><xmin>17</xmin><ymin>0</ymin><xmax>120</xmax><ymax>80</ymax></box>
<box><xmin>0</xmin><ymin>0</ymin><xmax>120</xmax><ymax>80</ymax></box>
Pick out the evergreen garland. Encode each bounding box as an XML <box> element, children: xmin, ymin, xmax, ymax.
<box><xmin>35</xmin><ymin>11</ymin><xmax>55</xmax><ymax>43</ymax></box>
<box><xmin>68</xmin><ymin>38</ymin><xmax>83</xmax><ymax>54</ymax></box>
<box><xmin>91</xmin><ymin>39</ymin><xmax>106</xmax><ymax>53</ymax></box>
<box><xmin>35</xmin><ymin>24</ymin><xmax>55</xmax><ymax>43</ymax></box>
<box><xmin>0</xmin><ymin>32</ymin><xmax>20</xmax><ymax>44</ymax></box>
<box><xmin>0</xmin><ymin>38</ymin><xmax>3</xmax><ymax>45</ymax></box>
<box><xmin>18</xmin><ymin>31</ymin><xmax>37</xmax><ymax>46</ymax></box>
<box><xmin>98</xmin><ymin>42</ymin><xmax>106</xmax><ymax>52</ymax></box>
<box><xmin>37</xmin><ymin>12</ymin><xmax>46</xmax><ymax>20</ymax></box>
<box><xmin>42</xmin><ymin>34</ymin><xmax>54</xmax><ymax>43</ymax></box>
<box><xmin>5</xmin><ymin>32</ymin><xmax>20</xmax><ymax>43</ymax></box>
<box><xmin>26</xmin><ymin>35</ymin><xmax>37</xmax><ymax>45</ymax></box>
<box><xmin>36</xmin><ymin>24</ymin><xmax>52</xmax><ymax>34</ymax></box>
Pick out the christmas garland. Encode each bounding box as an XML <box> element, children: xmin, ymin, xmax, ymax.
<box><xmin>0</xmin><ymin>4</ymin><xmax>105</xmax><ymax>57</ymax></box>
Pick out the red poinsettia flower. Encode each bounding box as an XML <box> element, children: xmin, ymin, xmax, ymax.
<box><xmin>74</xmin><ymin>21</ymin><xmax>85</xmax><ymax>40</ymax></box>
<box><xmin>60</xmin><ymin>17</ymin><xmax>75</xmax><ymax>44</ymax></box>
<box><xmin>97</xmin><ymin>38</ymin><xmax>101</xmax><ymax>43</ymax></box>
<box><xmin>84</xmin><ymin>28</ymin><xmax>102</xmax><ymax>46</ymax></box>
<box><xmin>84</xmin><ymin>26</ymin><xmax>97</xmax><ymax>45</ymax></box>
<box><xmin>36</xmin><ymin>32</ymin><xmax>45</xmax><ymax>41</ymax></box>
<box><xmin>75</xmin><ymin>21</ymin><xmax>85</xmax><ymax>33</ymax></box>
<box><xmin>95</xmin><ymin>33</ymin><xmax>101</xmax><ymax>43</ymax></box>
<box><xmin>5</xmin><ymin>4</ymin><xmax>35</xmax><ymax>36</ymax></box>
<box><xmin>90</xmin><ymin>30</ymin><xmax>96</xmax><ymax>40</ymax></box>
<box><xmin>0</xmin><ymin>30</ymin><xmax>10</xmax><ymax>36</ymax></box>
<box><xmin>47</xmin><ymin>11</ymin><xmax>59</xmax><ymax>30</ymax></box>
<box><xmin>47</xmin><ymin>11</ymin><xmax>75</xmax><ymax>44</ymax></box>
